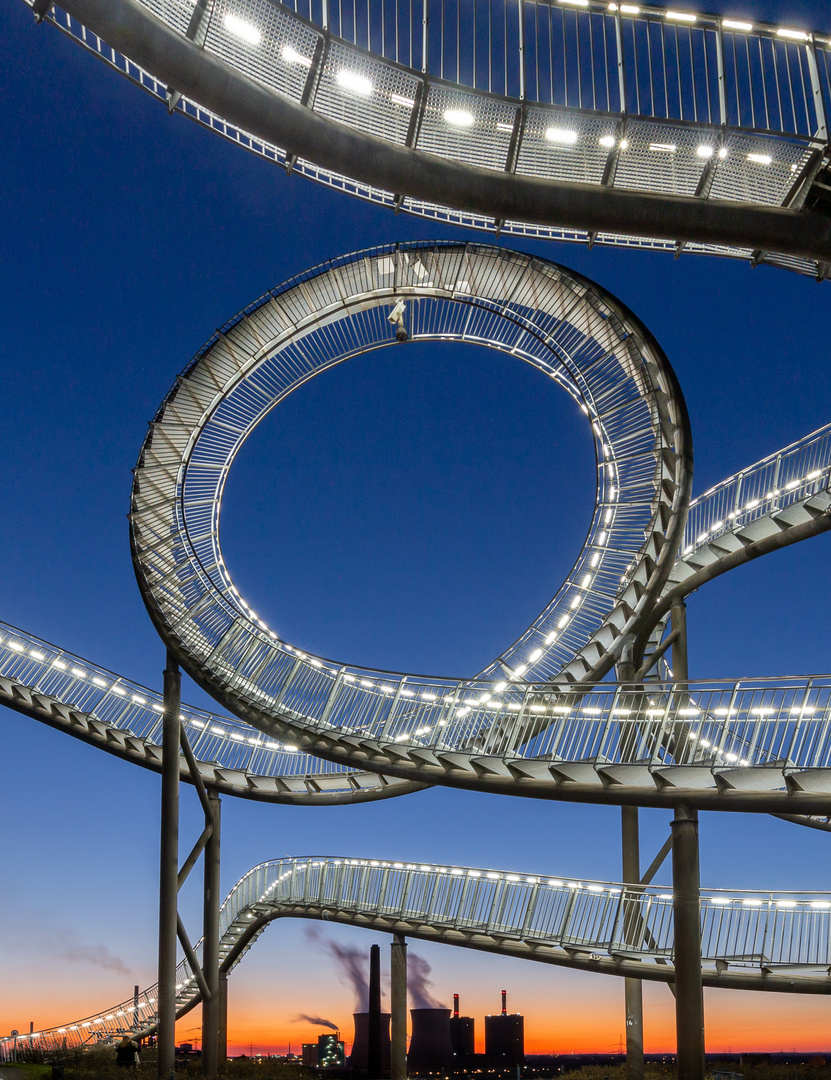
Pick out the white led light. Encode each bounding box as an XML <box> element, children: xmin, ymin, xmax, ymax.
<box><xmin>223</xmin><ymin>12</ymin><xmax>262</xmax><ymax>44</ymax></box>
<box><xmin>444</xmin><ymin>108</ymin><xmax>475</xmax><ymax>127</ymax></box>
<box><xmin>390</xmin><ymin>93</ymin><xmax>415</xmax><ymax>107</ymax></box>
<box><xmin>723</xmin><ymin>19</ymin><xmax>752</xmax><ymax>30</ymax></box>
<box><xmin>52</xmin><ymin>659</ymin><xmax>67</xmax><ymax>669</ymax></box>
<box><xmin>71</xmin><ymin>667</ymin><xmax>86</xmax><ymax>678</ymax></box>
<box><xmin>337</xmin><ymin>70</ymin><xmax>373</xmax><ymax>97</ymax></box>
<box><xmin>696</xmin><ymin>145</ymin><xmax>714</xmax><ymax>158</ymax></box>
<box><xmin>649</xmin><ymin>142</ymin><xmax>677</xmax><ymax>152</ymax></box>
<box><xmin>9</xmin><ymin>641</ymin><xmax>24</xmax><ymax>652</ymax></box>
<box><xmin>494</xmin><ymin>681</ymin><xmax>508</xmax><ymax>692</ymax></box>
<box><xmin>599</xmin><ymin>134</ymin><xmax>616</xmax><ymax>148</ymax></box>
<box><xmin>529</xmin><ymin>648</ymin><xmax>543</xmax><ymax>661</ymax></box>
<box><xmin>496</xmin><ymin>121</ymin><xmax>515</xmax><ymax>132</ymax></box>
<box><xmin>777</xmin><ymin>27</ymin><xmax>809</xmax><ymax>40</ymax></box>
<box><xmin>666</xmin><ymin>10</ymin><xmax>696</xmax><ymax>21</ymax></box>
<box><xmin>131</xmin><ymin>694</ymin><xmax>146</xmax><ymax>705</ymax></box>
<box><xmin>620</xmin><ymin>3</ymin><xmax>640</xmax><ymax>10</ymax></box>
<box><xmin>747</xmin><ymin>153</ymin><xmax>772</xmax><ymax>165</ymax></box>
<box><xmin>559</xmin><ymin>0</ymin><xmax>589</xmax><ymax>6</ymax></box>
<box><xmin>546</xmin><ymin>127</ymin><xmax>579</xmax><ymax>144</ymax></box>
<box><xmin>545</xmin><ymin>631</ymin><xmax>557</xmax><ymax>644</ymax></box>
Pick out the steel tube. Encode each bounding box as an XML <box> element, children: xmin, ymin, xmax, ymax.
<box><xmin>671</xmin><ymin>806</ymin><xmax>705</xmax><ymax>1080</ymax></box>
<box><xmin>391</xmin><ymin>933</ymin><xmax>407</xmax><ymax>1080</ymax></box>
<box><xmin>158</xmin><ymin>651</ymin><xmax>181</xmax><ymax>1080</ymax></box>
<box><xmin>621</xmin><ymin>807</ymin><xmax>644</xmax><ymax>1080</ymax></box>
<box><xmin>217</xmin><ymin>972</ymin><xmax>228</xmax><ymax>1067</ymax></box>
<box><xmin>55</xmin><ymin>0</ymin><xmax>831</xmax><ymax>264</ymax></box>
<box><xmin>202</xmin><ymin>792</ymin><xmax>221</xmax><ymax>1077</ymax></box>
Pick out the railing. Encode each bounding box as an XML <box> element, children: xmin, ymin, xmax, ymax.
<box><xmin>25</xmin><ymin>1</ymin><xmax>831</xmax><ymax>275</ymax></box>
<box><xmin>682</xmin><ymin>421</ymin><xmax>831</xmax><ymax>558</ymax></box>
<box><xmin>5</xmin><ymin>854</ymin><xmax>831</xmax><ymax>1057</ymax></box>
<box><xmin>0</xmin><ymin>621</ymin><xmax>355</xmax><ymax>786</ymax></box>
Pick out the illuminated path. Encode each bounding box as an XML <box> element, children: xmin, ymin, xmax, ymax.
<box><xmin>5</xmin><ymin>853</ymin><xmax>831</xmax><ymax>1057</ymax></box>
<box><xmin>19</xmin><ymin>0</ymin><xmax>831</xmax><ymax>276</ymax></box>
<box><xmin>130</xmin><ymin>242</ymin><xmax>831</xmax><ymax>812</ymax></box>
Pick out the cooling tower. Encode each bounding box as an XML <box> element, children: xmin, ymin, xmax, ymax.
<box><xmin>407</xmin><ymin>1008</ymin><xmax>454</xmax><ymax>1074</ymax></box>
<box><xmin>350</xmin><ymin>1013</ymin><xmax>391</xmax><ymax>1077</ymax></box>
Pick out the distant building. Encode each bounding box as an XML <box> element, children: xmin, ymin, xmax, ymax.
<box><xmin>484</xmin><ymin>992</ymin><xmax>524</xmax><ymax>1071</ymax></box>
<box><xmin>318</xmin><ymin>1034</ymin><xmax>345</xmax><ymax>1067</ymax></box>
<box><xmin>302</xmin><ymin>1044</ymin><xmax>319</xmax><ymax>1067</ymax></box>
<box><xmin>449</xmin><ymin>993</ymin><xmax>475</xmax><ymax>1068</ymax></box>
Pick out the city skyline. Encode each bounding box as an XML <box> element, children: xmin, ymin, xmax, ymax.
<box><xmin>2</xmin><ymin>0</ymin><xmax>831</xmax><ymax>1060</ymax></box>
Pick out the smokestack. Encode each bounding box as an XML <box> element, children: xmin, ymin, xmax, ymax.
<box><xmin>453</xmin><ymin>994</ymin><xmax>459</xmax><ymax>1019</ymax></box>
<box><xmin>501</xmin><ymin>990</ymin><xmax>507</xmax><ymax>1016</ymax></box>
<box><xmin>350</xmin><ymin>1013</ymin><xmax>391</xmax><ymax>1077</ymax></box>
<box><xmin>367</xmin><ymin>945</ymin><xmax>382</xmax><ymax>1078</ymax></box>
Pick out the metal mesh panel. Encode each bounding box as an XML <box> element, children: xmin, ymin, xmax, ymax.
<box><xmin>709</xmin><ymin>136</ymin><xmax>813</xmax><ymax>207</ymax></box>
<box><xmin>516</xmin><ymin>107</ymin><xmax>610</xmax><ymax>185</ymax></box>
<box><xmin>136</xmin><ymin>0</ymin><xmax>194</xmax><ymax>35</ymax></box>
<box><xmin>314</xmin><ymin>42</ymin><xmax>420</xmax><ymax>145</ymax></box>
<box><xmin>205</xmin><ymin>0</ymin><xmax>320</xmax><ymax>104</ymax></box>
<box><xmin>416</xmin><ymin>87</ymin><xmax>516</xmax><ymax>171</ymax></box>
<box><xmin>614</xmin><ymin>120</ymin><xmax>710</xmax><ymax>197</ymax></box>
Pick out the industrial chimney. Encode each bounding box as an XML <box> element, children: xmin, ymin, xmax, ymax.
<box><xmin>407</xmin><ymin>1009</ymin><xmax>454</xmax><ymax>1074</ymax></box>
<box><xmin>485</xmin><ymin>991</ymin><xmax>524</xmax><ymax>1071</ymax></box>
<box><xmin>449</xmin><ymin>993</ymin><xmax>474</xmax><ymax>1066</ymax></box>
<box><xmin>349</xmin><ymin>946</ymin><xmax>391</xmax><ymax>1078</ymax></box>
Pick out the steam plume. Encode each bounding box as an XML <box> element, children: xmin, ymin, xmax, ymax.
<box><xmin>408</xmin><ymin>952</ymin><xmax>446</xmax><ymax>1009</ymax></box>
<box><xmin>294</xmin><ymin>1015</ymin><xmax>339</xmax><ymax>1032</ymax></box>
<box><xmin>305</xmin><ymin>926</ymin><xmax>371</xmax><ymax>1011</ymax></box>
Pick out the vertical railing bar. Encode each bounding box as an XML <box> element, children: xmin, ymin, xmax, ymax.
<box><xmin>518</xmin><ymin>0</ymin><xmax>526</xmax><ymax>100</ymax></box>
<box><xmin>615</xmin><ymin>11</ymin><xmax>626</xmax><ymax>115</ymax></box>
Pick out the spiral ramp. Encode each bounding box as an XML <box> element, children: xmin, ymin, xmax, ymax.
<box><xmin>5</xmin><ymin>854</ymin><xmax>831</xmax><ymax>1058</ymax></box>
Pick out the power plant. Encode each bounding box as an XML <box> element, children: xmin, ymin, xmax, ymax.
<box><xmin>307</xmin><ymin>946</ymin><xmax>524</xmax><ymax>1077</ymax></box>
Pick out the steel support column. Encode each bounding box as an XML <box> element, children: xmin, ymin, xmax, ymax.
<box><xmin>218</xmin><ymin>972</ymin><xmax>228</xmax><ymax>1066</ymax></box>
<box><xmin>158</xmin><ymin>651</ymin><xmax>181</xmax><ymax>1080</ymax></box>
<box><xmin>621</xmin><ymin>807</ymin><xmax>644</xmax><ymax>1080</ymax></box>
<box><xmin>671</xmin><ymin>806</ymin><xmax>705</xmax><ymax>1080</ymax></box>
<box><xmin>391</xmin><ymin>933</ymin><xmax>407</xmax><ymax>1080</ymax></box>
<box><xmin>671</xmin><ymin>600</ymin><xmax>688</xmax><ymax>681</ymax></box>
<box><xmin>202</xmin><ymin>792</ymin><xmax>221</xmax><ymax>1077</ymax></box>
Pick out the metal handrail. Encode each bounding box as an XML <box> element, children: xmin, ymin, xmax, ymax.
<box><xmin>5</xmin><ymin>854</ymin><xmax>831</xmax><ymax>1057</ymax></box>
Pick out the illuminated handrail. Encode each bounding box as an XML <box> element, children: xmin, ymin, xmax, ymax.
<box><xmin>0</xmin><ymin>621</ymin><xmax>418</xmax><ymax>804</ymax></box>
<box><xmin>682</xmin><ymin>421</ymin><xmax>831</xmax><ymax>559</ymax></box>
<box><xmin>5</xmin><ymin>854</ymin><xmax>831</xmax><ymax>1057</ymax></box>
<box><xmin>22</xmin><ymin>0</ymin><xmax>831</xmax><ymax>275</ymax></box>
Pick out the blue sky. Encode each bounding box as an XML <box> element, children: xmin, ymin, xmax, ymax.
<box><xmin>2</xmin><ymin>0</ymin><xmax>831</xmax><ymax>1054</ymax></box>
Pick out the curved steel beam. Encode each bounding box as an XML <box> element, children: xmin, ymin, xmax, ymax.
<box><xmin>6</xmin><ymin>854</ymin><xmax>831</xmax><ymax>1056</ymax></box>
<box><xmin>0</xmin><ymin>623</ymin><xmax>425</xmax><ymax>806</ymax></box>
<box><xmin>49</xmin><ymin>0</ymin><xmax>831</xmax><ymax>265</ymax></box>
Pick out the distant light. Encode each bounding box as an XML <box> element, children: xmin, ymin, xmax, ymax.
<box><xmin>391</xmin><ymin>93</ymin><xmax>415</xmax><ymax>107</ymax></box>
<box><xmin>444</xmin><ymin>108</ymin><xmax>475</xmax><ymax>127</ymax></box>
<box><xmin>649</xmin><ymin>142</ymin><xmax>677</xmax><ymax>152</ymax></box>
<box><xmin>747</xmin><ymin>153</ymin><xmax>772</xmax><ymax>165</ymax></box>
<box><xmin>723</xmin><ymin>18</ymin><xmax>752</xmax><ymax>31</ymax></box>
<box><xmin>776</xmin><ymin>27</ymin><xmax>809</xmax><ymax>40</ymax></box>
<box><xmin>666</xmin><ymin>10</ymin><xmax>696</xmax><ymax>21</ymax></box>
<box><xmin>546</xmin><ymin>127</ymin><xmax>579</xmax><ymax>145</ymax></box>
<box><xmin>223</xmin><ymin>12</ymin><xmax>262</xmax><ymax>44</ymax></box>
<box><xmin>696</xmin><ymin>145</ymin><xmax>714</xmax><ymax>158</ymax></box>
<box><xmin>337</xmin><ymin>70</ymin><xmax>373</xmax><ymax>97</ymax></box>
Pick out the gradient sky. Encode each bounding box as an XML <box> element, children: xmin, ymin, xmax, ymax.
<box><xmin>2</xmin><ymin>0</ymin><xmax>831</xmax><ymax>1058</ymax></box>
